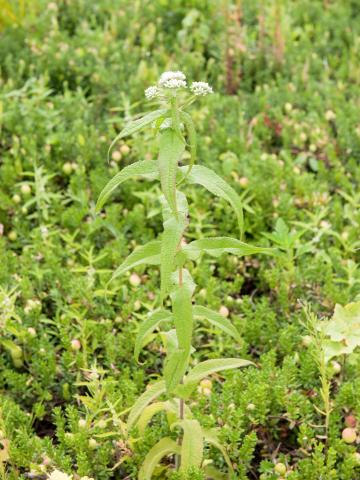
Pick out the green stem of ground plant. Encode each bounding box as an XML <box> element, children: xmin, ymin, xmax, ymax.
<box><xmin>175</xmin><ymin>265</ymin><xmax>185</xmax><ymax>470</ymax></box>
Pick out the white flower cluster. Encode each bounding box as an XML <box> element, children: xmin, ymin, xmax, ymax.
<box><xmin>190</xmin><ymin>81</ymin><xmax>213</xmax><ymax>96</ymax></box>
<box><xmin>144</xmin><ymin>86</ymin><xmax>160</xmax><ymax>100</ymax></box>
<box><xmin>158</xmin><ymin>71</ymin><xmax>187</xmax><ymax>89</ymax></box>
<box><xmin>144</xmin><ymin>71</ymin><xmax>213</xmax><ymax>100</ymax></box>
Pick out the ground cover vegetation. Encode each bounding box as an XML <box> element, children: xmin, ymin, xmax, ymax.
<box><xmin>0</xmin><ymin>1</ymin><xmax>360</xmax><ymax>479</ymax></box>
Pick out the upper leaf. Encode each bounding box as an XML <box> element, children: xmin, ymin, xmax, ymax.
<box><xmin>110</xmin><ymin>240</ymin><xmax>161</xmax><ymax>283</ymax></box>
<box><xmin>181</xmin><ymin>165</ymin><xmax>244</xmax><ymax>238</ymax></box>
<box><xmin>107</xmin><ymin>108</ymin><xmax>167</xmax><ymax>161</ymax></box>
<box><xmin>160</xmin><ymin>192</ymin><xmax>188</xmax><ymax>301</ymax></box>
<box><xmin>138</xmin><ymin>437</ymin><xmax>180</xmax><ymax>480</ymax></box>
<box><xmin>96</xmin><ymin>160</ymin><xmax>158</xmax><ymax>211</ymax></box>
<box><xmin>158</xmin><ymin>128</ymin><xmax>185</xmax><ymax>216</ymax></box>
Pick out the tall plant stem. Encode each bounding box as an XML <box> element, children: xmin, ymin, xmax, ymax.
<box><xmin>175</xmin><ymin>264</ymin><xmax>185</xmax><ymax>471</ymax></box>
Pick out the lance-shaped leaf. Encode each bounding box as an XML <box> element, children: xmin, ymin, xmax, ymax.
<box><xmin>158</xmin><ymin>128</ymin><xmax>185</xmax><ymax>215</ymax></box>
<box><xmin>96</xmin><ymin>160</ymin><xmax>158</xmax><ymax>211</ymax></box>
<box><xmin>179</xmin><ymin>111</ymin><xmax>197</xmax><ymax>178</ymax></box>
<box><xmin>138</xmin><ymin>437</ymin><xmax>180</xmax><ymax>480</ymax></box>
<box><xmin>176</xmin><ymin>358</ymin><xmax>254</xmax><ymax>398</ymax></box>
<box><xmin>180</xmin><ymin>164</ymin><xmax>244</xmax><ymax>238</ymax></box>
<box><xmin>183</xmin><ymin>237</ymin><xmax>274</xmax><ymax>260</ymax></box>
<box><xmin>203</xmin><ymin>428</ymin><xmax>234</xmax><ymax>473</ymax></box>
<box><xmin>185</xmin><ymin>358</ymin><xmax>253</xmax><ymax>385</ymax></box>
<box><xmin>137</xmin><ymin>400</ymin><xmax>192</xmax><ymax>435</ymax></box>
<box><xmin>160</xmin><ymin>192</ymin><xmax>188</xmax><ymax>301</ymax></box>
<box><xmin>172</xmin><ymin>420</ymin><xmax>203</xmax><ymax>471</ymax></box>
<box><xmin>193</xmin><ymin>305</ymin><xmax>241</xmax><ymax>342</ymax></box>
<box><xmin>134</xmin><ymin>310</ymin><xmax>173</xmax><ymax>362</ymax></box>
<box><xmin>110</xmin><ymin>240</ymin><xmax>161</xmax><ymax>283</ymax></box>
<box><xmin>164</xmin><ymin>348</ymin><xmax>189</xmax><ymax>394</ymax></box>
<box><xmin>127</xmin><ymin>380</ymin><xmax>166</xmax><ymax>431</ymax></box>
<box><xmin>107</xmin><ymin>109</ymin><xmax>167</xmax><ymax>161</ymax></box>
<box><xmin>171</xmin><ymin>272</ymin><xmax>195</xmax><ymax>354</ymax></box>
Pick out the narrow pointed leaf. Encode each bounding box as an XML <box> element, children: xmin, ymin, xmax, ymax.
<box><xmin>164</xmin><ymin>348</ymin><xmax>188</xmax><ymax>394</ymax></box>
<box><xmin>174</xmin><ymin>420</ymin><xmax>203</xmax><ymax>471</ymax></box>
<box><xmin>171</xmin><ymin>275</ymin><xmax>195</xmax><ymax>356</ymax></box>
<box><xmin>193</xmin><ymin>305</ymin><xmax>241</xmax><ymax>342</ymax></box>
<box><xmin>183</xmin><ymin>237</ymin><xmax>274</xmax><ymax>260</ymax></box>
<box><xmin>137</xmin><ymin>402</ymin><xmax>167</xmax><ymax>435</ymax></box>
<box><xmin>138</xmin><ymin>437</ymin><xmax>180</xmax><ymax>480</ymax></box>
<box><xmin>96</xmin><ymin>160</ymin><xmax>158</xmax><ymax>211</ymax></box>
<box><xmin>179</xmin><ymin>111</ymin><xmax>197</xmax><ymax>178</ymax></box>
<box><xmin>158</xmin><ymin>129</ymin><xmax>185</xmax><ymax>215</ymax></box>
<box><xmin>185</xmin><ymin>358</ymin><xmax>253</xmax><ymax>386</ymax></box>
<box><xmin>108</xmin><ymin>109</ymin><xmax>167</xmax><ymax>160</ymax></box>
<box><xmin>181</xmin><ymin>165</ymin><xmax>244</xmax><ymax>238</ymax></box>
<box><xmin>203</xmin><ymin>465</ymin><xmax>227</xmax><ymax>480</ymax></box>
<box><xmin>127</xmin><ymin>381</ymin><xmax>166</xmax><ymax>431</ymax></box>
<box><xmin>203</xmin><ymin>428</ymin><xmax>234</xmax><ymax>473</ymax></box>
<box><xmin>160</xmin><ymin>214</ymin><xmax>186</xmax><ymax>301</ymax></box>
<box><xmin>110</xmin><ymin>240</ymin><xmax>161</xmax><ymax>282</ymax></box>
<box><xmin>134</xmin><ymin>310</ymin><xmax>172</xmax><ymax>362</ymax></box>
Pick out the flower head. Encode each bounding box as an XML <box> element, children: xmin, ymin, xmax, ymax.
<box><xmin>158</xmin><ymin>71</ymin><xmax>186</xmax><ymax>89</ymax></box>
<box><xmin>145</xmin><ymin>86</ymin><xmax>160</xmax><ymax>100</ymax></box>
<box><xmin>190</xmin><ymin>81</ymin><xmax>213</xmax><ymax>96</ymax></box>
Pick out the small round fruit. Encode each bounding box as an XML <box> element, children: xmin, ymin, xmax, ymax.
<box><xmin>27</xmin><ymin>327</ymin><xmax>36</xmax><ymax>337</ymax></box>
<box><xmin>129</xmin><ymin>273</ymin><xmax>141</xmax><ymax>287</ymax></box>
<box><xmin>71</xmin><ymin>339</ymin><xmax>81</xmax><ymax>351</ymax></box>
<box><xmin>219</xmin><ymin>305</ymin><xmax>229</xmax><ymax>318</ymax></box>
<box><xmin>62</xmin><ymin>162</ymin><xmax>72</xmax><ymax>174</ymax></box>
<box><xmin>78</xmin><ymin>419</ymin><xmax>87</xmax><ymax>428</ymax></box>
<box><xmin>302</xmin><ymin>335</ymin><xmax>312</xmax><ymax>347</ymax></box>
<box><xmin>12</xmin><ymin>194</ymin><xmax>21</xmax><ymax>204</ymax></box>
<box><xmin>342</xmin><ymin>428</ymin><xmax>357</xmax><ymax>444</ymax></box>
<box><xmin>120</xmin><ymin>144</ymin><xmax>130</xmax><ymax>155</ymax></box>
<box><xmin>21</xmin><ymin>184</ymin><xmax>31</xmax><ymax>195</ymax></box>
<box><xmin>111</xmin><ymin>150</ymin><xmax>122</xmax><ymax>162</ymax></box>
<box><xmin>8</xmin><ymin>231</ymin><xmax>17</xmax><ymax>241</ymax></box>
<box><xmin>88</xmin><ymin>438</ymin><xmax>98</xmax><ymax>449</ymax></box>
<box><xmin>200</xmin><ymin>379</ymin><xmax>212</xmax><ymax>390</ymax></box>
<box><xmin>345</xmin><ymin>415</ymin><xmax>357</xmax><ymax>428</ymax></box>
<box><xmin>274</xmin><ymin>463</ymin><xmax>287</xmax><ymax>475</ymax></box>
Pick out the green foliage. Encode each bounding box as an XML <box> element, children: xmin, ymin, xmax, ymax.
<box><xmin>1</xmin><ymin>1</ymin><xmax>360</xmax><ymax>478</ymax></box>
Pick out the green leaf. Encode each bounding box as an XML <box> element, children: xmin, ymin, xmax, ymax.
<box><xmin>179</xmin><ymin>111</ymin><xmax>197</xmax><ymax>178</ymax></box>
<box><xmin>185</xmin><ymin>358</ymin><xmax>253</xmax><ymax>385</ymax></box>
<box><xmin>174</xmin><ymin>420</ymin><xmax>203</xmax><ymax>471</ymax></box>
<box><xmin>127</xmin><ymin>381</ymin><xmax>166</xmax><ymax>431</ymax></box>
<box><xmin>110</xmin><ymin>240</ymin><xmax>161</xmax><ymax>283</ymax></box>
<box><xmin>203</xmin><ymin>428</ymin><xmax>234</xmax><ymax>473</ymax></box>
<box><xmin>321</xmin><ymin>301</ymin><xmax>360</xmax><ymax>361</ymax></box>
<box><xmin>193</xmin><ymin>305</ymin><xmax>241</xmax><ymax>342</ymax></box>
<box><xmin>108</xmin><ymin>109</ymin><xmax>167</xmax><ymax>160</ymax></box>
<box><xmin>96</xmin><ymin>160</ymin><xmax>158</xmax><ymax>211</ymax></box>
<box><xmin>136</xmin><ymin>400</ymin><xmax>192</xmax><ymax>434</ymax></box>
<box><xmin>134</xmin><ymin>310</ymin><xmax>172</xmax><ymax>362</ymax></box>
<box><xmin>164</xmin><ymin>348</ymin><xmax>188</xmax><ymax>394</ymax></box>
<box><xmin>203</xmin><ymin>465</ymin><xmax>227</xmax><ymax>480</ymax></box>
<box><xmin>138</xmin><ymin>437</ymin><xmax>180</xmax><ymax>480</ymax></box>
<box><xmin>158</xmin><ymin>128</ymin><xmax>185</xmax><ymax>215</ymax></box>
<box><xmin>160</xmin><ymin>196</ymin><xmax>187</xmax><ymax>301</ymax></box>
<box><xmin>183</xmin><ymin>237</ymin><xmax>274</xmax><ymax>260</ymax></box>
<box><xmin>171</xmin><ymin>274</ymin><xmax>195</xmax><ymax>352</ymax></box>
<box><xmin>136</xmin><ymin>402</ymin><xmax>167</xmax><ymax>435</ymax></box>
<box><xmin>181</xmin><ymin>165</ymin><xmax>244</xmax><ymax>238</ymax></box>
